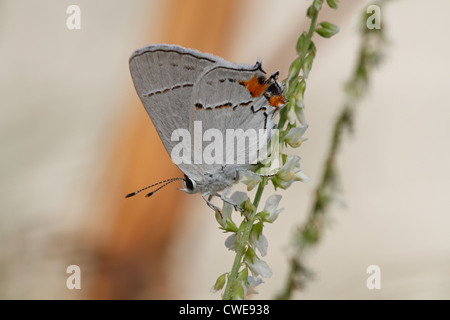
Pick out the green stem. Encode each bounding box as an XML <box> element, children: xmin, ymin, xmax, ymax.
<box><xmin>222</xmin><ymin>0</ymin><xmax>325</xmax><ymax>300</ymax></box>
<box><xmin>304</xmin><ymin>7</ymin><xmax>318</xmax><ymax>52</ymax></box>
<box><xmin>223</xmin><ymin>177</ymin><xmax>267</xmax><ymax>300</ymax></box>
<box><xmin>276</xmin><ymin>259</ymin><xmax>301</xmax><ymax>300</ymax></box>
<box><xmin>278</xmin><ymin>1</ymin><xmax>319</xmax><ymax>131</ymax></box>
<box><xmin>276</xmin><ymin>0</ymin><xmax>387</xmax><ymax>300</ymax></box>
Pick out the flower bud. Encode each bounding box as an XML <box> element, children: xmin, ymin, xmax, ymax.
<box><xmin>315</xmin><ymin>21</ymin><xmax>340</xmax><ymax>38</ymax></box>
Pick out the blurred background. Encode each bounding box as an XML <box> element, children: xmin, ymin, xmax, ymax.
<box><xmin>1</xmin><ymin>0</ymin><xmax>450</xmax><ymax>299</ymax></box>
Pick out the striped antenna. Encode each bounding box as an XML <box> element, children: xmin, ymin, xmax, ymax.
<box><xmin>125</xmin><ymin>177</ymin><xmax>184</xmax><ymax>198</ymax></box>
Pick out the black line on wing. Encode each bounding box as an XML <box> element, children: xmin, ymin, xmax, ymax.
<box><xmin>250</xmin><ymin>105</ymin><xmax>267</xmax><ymax>113</ymax></box>
<box><xmin>263</xmin><ymin>112</ymin><xmax>268</xmax><ymax>130</ymax></box>
<box><xmin>144</xmin><ymin>83</ymin><xmax>194</xmax><ymax>97</ymax></box>
<box><xmin>239</xmin><ymin>100</ymin><xmax>253</xmax><ymax>107</ymax></box>
<box><xmin>215</xmin><ymin>102</ymin><xmax>233</xmax><ymax>109</ymax></box>
<box><xmin>130</xmin><ymin>48</ymin><xmax>217</xmax><ymax>64</ymax></box>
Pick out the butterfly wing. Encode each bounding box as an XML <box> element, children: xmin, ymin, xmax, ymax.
<box><xmin>129</xmin><ymin>45</ymin><xmax>285</xmax><ymax>193</ymax></box>
<box><xmin>189</xmin><ymin>61</ymin><xmax>283</xmax><ymax>169</ymax></box>
<box><xmin>129</xmin><ymin>44</ymin><xmax>225</xmax><ymax>156</ymax></box>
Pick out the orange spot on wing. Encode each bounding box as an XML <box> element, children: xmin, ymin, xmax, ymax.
<box><xmin>269</xmin><ymin>95</ymin><xmax>287</xmax><ymax>109</ymax></box>
<box><xmin>240</xmin><ymin>75</ymin><xmax>269</xmax><ymax>98</ymax></box>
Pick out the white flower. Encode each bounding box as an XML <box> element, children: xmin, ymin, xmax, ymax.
<box><xmin>284</xmin><ymin>127</ymin><xmax>303</xmax><ymax>148</ymax></box>
<box><xmin>276</xmin><ymin>155</ymin><xmax>302</xmax><ymax>188</ymax></box>
<box><xmin>219</xmin><ymin>191</ymin><xmax>249</xmax><ymax>227</ymax></box>
<box><xmin>245</xmin><ymin>276</ymin><xmax>264</xmax><ymax>296</ymax></box>
<box><xmin>279</xmin><ymin>155</ymin><xmax>300</xmax><ymax>175</ymax></box>
<box><xmin>287</xmin><ymin>104</ymin><xmax>297</xmax><ymax>125</ymax></box>
<box><xmin>273</xmin><ymin>155</ymin><xmax>309</xmax><ymax>189</ymax></box>
<box><xmin>295</xmin><ymin>103</ymin><xmax>308</xmax><ymax>125</ymax></box>
<box><xmin>231</xmin><ymin>191</ymin><xmax>249</xmax><ymax>205</ymax></box>
<box><xmin>218</xmin><ymin>201</ymin><xmax>233</xmax><ymax>227</ymax></box>
<box><xmin>293</xmin><ymin>170</ymin><xmax>310</xmax><ymax>182</ymax></box>
<box><xmin>249</xmin><ymin>231</ymin><xmax>268</xmax><ymax>257</ymax></box>
<box><xmin>263</xmin><ymin>194</ymin><xmax>284</xmax><ymax>223</ymax></box>
<box><xmin>247</xmin><ymin>258</ymin><xmax>272</xmax><ymax>278</ymax></box>
<box><xmin>241</xmin><ymin>171</ymin><xmax>262</xmax><ymax>191</ymax></box>
<box><xmin>225</xmin><ymin>234</ymin><xmax>237</xmax><ymax>252</ymax></box>
<box><xmin>284</xmin><ymin>125</ymin><xmax>308</xmax><ymax>148</ymax></box>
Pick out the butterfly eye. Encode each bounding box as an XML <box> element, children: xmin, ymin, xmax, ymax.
<box><xmin>183</xmin><ymin>176</ymin><xmax>196</xmax><ymax>192</ymax></box>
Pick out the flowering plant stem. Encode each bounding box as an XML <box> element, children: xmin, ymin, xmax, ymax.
<box><xmin>223</xmin><ymin>177</ymin><xmax>267</xmax><ymax>300</ymax></box>
<box><xmin>223</xmin><ymin>0</ymin><xmax>319</xmax><ymax>295</ymax></box>
<box><xmin>219</xmin><ymin>0</ymin><xmax>339</xmax><ymax>300</ymax></box>
<box><xmin>276</xmin><ymin>0</ymin><xmax>387</xmax><ymax>300</ymax></box>
<box><xmin>278</xmin><ymin>4</ymin><xmax>317</xmax><ymax>130</ymax></box>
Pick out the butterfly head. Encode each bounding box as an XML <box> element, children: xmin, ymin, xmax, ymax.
<box><xmin>180</xmin><ymin>175</ymin><xmax>198</xmax><ymax>194</ymax></box>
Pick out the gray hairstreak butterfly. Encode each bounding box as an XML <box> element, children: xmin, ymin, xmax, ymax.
<box><xmin>126</xmin><ymin>44</ymin><xmax>286</xmax><ymax>213</ymax></box>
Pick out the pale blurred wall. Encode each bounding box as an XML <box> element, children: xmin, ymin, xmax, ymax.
<box><xmin>1</xmin><ymin>0</ymin><xmax>450</xmax><ymax>300</ymax></box>
<box><xmin>0</xmin><ymin>0</ymin><xmax>157</xmax><ymax>299</ymax></box>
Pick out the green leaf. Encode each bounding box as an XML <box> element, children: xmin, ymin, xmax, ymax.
<box><xmin>232</xmin><ymin>282</ymin><xmax>245</xmax><ymax>300</ymax></box>
<box><xmin>315</xmin><ymin>22</ymin><xmax>340</xmax><ymax>38</ymax></box>
<box><xmin>244</xmin><ymin>246</ymin><xmax>256</xmax><ymax>264</ymax></box>
<box><xmin>252</xmin><ymin>221</ymin><xmax>264</xmax><ymax>240</ymax></box>
<box><xmin>281</xmin><ymin>153</ymin><xmax>288</xmax><ymax>164</ymax></box>
<box><xmin>288</xmin><ymin>57</ymin><xmax>301</xmax><ymax>83</ymax></box>
<box><xmin>212</xmin><ymin>273</ymin><xmax>227</xmax><ymax>293</ymax></box>
<box><xmin>289</xmin><ymin>77</ymin><xmax>304</xmax><ymax>103</ymax></box>
<box><xmin>243</xmin><ymin>199</ymin><xmax>255</xmax><ymax>215</ymax></box>
<box><xmin>237</xmin><ymin>267</ymin><xmax>249</xmax><ymax>283</ymax></box>
<box><xmin>326</xmin><ymin>0</ymin><xmax>339</xmax><ymax>9</ymax></box>
<box><xmin>224</xmin><ymin>219</ymin><xmax>238</xmax><ymax>233</ymax></box>
<box><xmin>296</xmin><ymin>33</ymin><xmax>306</xmax><ymax>55</ymax></box>
<box><xmin>257</xmin><ymin>210</ymin><xmax>270</xmax><ymax>223</ymax></box>
<box><xmin>270</xmin><ymin>177</ymin><xmax>286</xmax><ymax>191</ymax></box>
<box><xmin>237</xmin><ymin>218</ymin><xmax>247</xmax><ymax>235</ymax></box>
<box><xmin>302</xmin><ymin>52</ymin><xmax>315</xmax><ymax>78</ymax></box>
<box><xmin>309</xmin><ymin>40</ymin><xmax>317</xmax><ymax>56</ymax></box>
<box><xmin>298</xmin><ymin>78</ymin><xmax>306</xmax><ymax>96</ymax></box>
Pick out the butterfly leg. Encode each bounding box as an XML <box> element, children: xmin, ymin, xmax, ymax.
<box><xmin>239</xmin><ymin>168</ymin><xmax>278</xmax><ymax>178</ymax></box>
<box><xmin>219</xmin><ymin>188</ymin><xmax>247</xmax><ymax>220</ymax></box>
<box><xmin>202</xmin><ymin>192</ymin><xmax>222</xmax><ymax>219</ymax></box>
